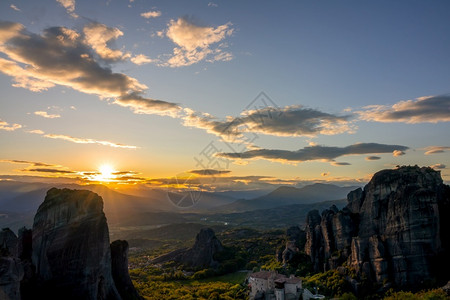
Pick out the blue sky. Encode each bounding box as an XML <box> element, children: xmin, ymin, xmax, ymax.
<box><xmin>0</xmin><ymin>0</ymin><xmax>449</xmax><ymax>191</ymax></box>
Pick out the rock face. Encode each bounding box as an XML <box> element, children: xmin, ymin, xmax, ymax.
<box><xmin>305</xmin><ymin>166</ymin><xmax>450</xmax><ymax>287</ymax></box>
<box><xmin>110</xmin><ymin>240</ymin><xmax>142</xmax><ymax>300</ymax></box>
<box><xmin>181</xmin><ymin>228</ymin><xmax>223</xmax><ymax>268</ymax></box>
<box><xmin>277</xmin><ymin>226</ymin><xmax>305</xmax><ymax>265</ymax></box>
<box><xmin>0</xmin><ymin>257</ymin><xmax>23</xmax><ymax>300</ymax></box>
<box><xmin>152</xmin><ymin>228</ymin><xmax>224</xmax><ymax>268</ymax></box>
<box><xmin>32</xmin><ymin>188</ymin><xmax>121</xmax><ymax>299</ymax></box>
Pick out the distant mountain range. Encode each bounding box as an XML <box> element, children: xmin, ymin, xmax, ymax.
<box><xmin>0</xmin><ymin>181</ymin><xmax>360</xmax><ymax>231</ymax></box>
<box><xmin>215</xmin><ymin>183</ymin><xmax>359</xmax><ymax>212</ymax></box>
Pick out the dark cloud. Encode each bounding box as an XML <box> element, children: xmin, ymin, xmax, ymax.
<box><xmin>0</xmin><ymin>21</ymin><xmax>180</xmax><ymax>116</ymax></box>
<box><xmin>358</xmin><ymin>95</ymin><xmax>450</xmax><ymax>123</ymax></box>
<box><xmin>216</xmin><ymin>143</ymin><xmax>409</xmax><ymax>164</ymax></box>
<box><xmin>189</xmin><ymin>169</ymin><xmax>231</xmax><ymax>176</ymax></box>
<box><xmin>184</xmin><ymin>105</ymin><xmax>353</xmax><ymax>141</ymax></box>
<box><xmin>331</xmin><ymin>162</ymin><xmax>351</xmax><ymax>166</ymax></box>
<box><xmin>366</xmin><ymin>156</ymin><xmax>381</xmax><ymax>161</ymax></box>
<box><xmin>1</xmin><ymin>159</ymin><xmax>56</xmax><ymax>167</ymax></box>
<box><xmin>23</xmin><ymin>168</ymin><xmax>76</xmax><ymax>174</ymax></box>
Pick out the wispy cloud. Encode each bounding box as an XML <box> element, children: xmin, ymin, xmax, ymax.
<box><xmin>44</xmin><ymin>134</ymin><xmax>138</xmax><ymax>149</ymax></box>
<box><xmin>189</xmin><ymin>169</ymin><xmax>231</xmax><ymax>176</ymax></box>
<box><xmin>34</xmin><ymin>111</ymin><xmax>61</xmax><ymax>119</ymax></box>
<box><xmin>0</xmin><ymin>21</ymin><xmax>180</xmax><ymax>116</ymax></box>
<box><xmin>10</xmin><ymin>4</ymin><xmax>21</xmax><ymax>11</ymax></box>
<box><xmin>357</xmin><ymin>95</ymin><xmax>450</xmax><ymax>123</ymax></box>
<box><xmin>141</xmin><ymin>10</ymin><xmax>161</xmax><ymax>19</ymax></box>
<box><xmin>130</xmin><ymin>54</ymin><xmax>153</xmax><ymax>65</ymax></box>
<box><xmin>0</xmin><ymin>159</ymin><xmax>56</xmax><ymax>167</ymax></box>
<box><xmin>365</xmin><ymin>156</ymin><xmax>381</xmax><ymax>161</ymax></box>
<box><xmin>424</xmin><ymin>146</ymin><xmax>450</xmax><ymax>155</ymax></box>
<box><xmin>0</xmin><ymin>119</ymin><xmax>22</xmax><ymax>131</ymax></box>
<box><xmin>208</xmin><ymin>2</ymin><xmax>218</xmax><ymax>7</ymax></box>
<box><xmin>163</xmin><ymin>17</ymin><xmax>233</xmax><ymax>67</ymax></box>
<box><xmin>216</xmin><ymin>143</ymin><xmax>409</xmax><ymax>164</ymax></box>
<box><xmin>28</xmin><ymin>129</ymin><xmax>137</xmax><ymax>149</ymax></box>
<box><xmin>22</xmin><ymin>168</ymin><xmax>76</xmax><ymax>174</ymax></box>
<box><xmin>56</xmin><ymin>0</ymin><xmax>78</xmax><ymax>18</ymax></box>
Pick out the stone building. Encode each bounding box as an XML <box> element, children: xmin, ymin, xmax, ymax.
<box><xmin>248</xmin><ymin>271</ymin><xmax>302</xmax><ymax>300</ymax></box>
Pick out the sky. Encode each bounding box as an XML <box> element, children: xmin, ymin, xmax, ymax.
<box><xmin>0</xmin><ymin>0</ymin><xmax>449</xmax><ymax>192</ymax></box>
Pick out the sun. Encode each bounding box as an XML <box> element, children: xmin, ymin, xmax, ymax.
<box><xmin>97</xmin><ymin>164</ymin><xmax>116</xmax><ymax>182</ymax></box>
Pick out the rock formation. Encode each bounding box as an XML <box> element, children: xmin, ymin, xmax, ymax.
<box><xmin>277</xmin><ymin>226</ymin><xmax>305</xmax><ymax>265</ymax></box>
<box><xmin>305</xmin><ymin>166</ymin><xmax>450</xmax><ymax>288</ymax></box>
<box><xmin>0</xmin><ymin>188</ymin><xmax>142</xmax><ymax>300</ymax></box>
<box><xmin>0</xmin><ymin>228</ymin><xmax>23</xmax><ymax>300</ymax></box>
<box><xmin>32</xmin><ymin>188</ymin><xmax>121</xmax><ymax>299</ymax></box>
<box><xmin>110</xmin><ymin>240</ymin><xmax>142</xmax><ymax>300</ymax></box>
<box><xmin>152</xmin><ymin>228</ymin><xmax>224</xmax><ymax>268</ymax></box>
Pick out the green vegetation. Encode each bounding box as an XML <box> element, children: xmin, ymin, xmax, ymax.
<box><xmin>383</xmin><ymin>289</ymin><xmax>449</xmax><ymax>300</ymax></box>
<box><xmin>133</xmin><ymin>277</ymin><xmax>247</xmax><ymax>300</ymax></box>
<box><xmin>127</xmin><ymin>224</ymin><xmax>449</xmax><ymax>300</ymax></box>
<box><xmin>303</xmin><ymin>269</ymin><xmax>352</xmax><ymax>296</ymax></box>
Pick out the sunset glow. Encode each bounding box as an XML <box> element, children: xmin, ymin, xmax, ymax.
<box><xmin>0</xmin><ymin>1</ymin><xmax>448</xmax><ymax>191</ymax></box>
<box><xmin>96</xmin><ymin>165</ymin><xmax>116</xmax><ymax>182</ymax></box>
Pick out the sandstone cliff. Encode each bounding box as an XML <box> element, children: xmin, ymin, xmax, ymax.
<box><xmin>305</xmin><ymin>166</ymin><xmax>450</xmax><ymax>288</ymax></box>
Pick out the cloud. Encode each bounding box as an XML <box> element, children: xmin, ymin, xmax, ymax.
<box><xmin>358</xmin><ymin>95</ymin><xmax>450</xmax><ymax>123</ymax></box>
<box><xmin>0</xmin><ymin>119</ymin><xmax>22</xmax><ymax>131</ymax></box>
<box><xmin>216</xmin><ymin>143</ymin><xmax>409</xmax><ymax>164</ymax></box>
<box><xmin>56</xmin><ymin>0</ymin><xmax>78</xmax><ymax>18</ymax></box>
<box><xmin>0</xmin><ymin>21</ymin><xmax>180</xmax><ymax>116</ymax></box>
<box><xmin>27</xmin><ymin>129</ymin><xmax>137</xmax><ymax>149</ymax></box>
<box><xmin>27</xmin><ymin>129</ymin><xmax>45</xmax><ymax>134</ymax></box>
<box><xmin>83</xmin><ymin>23</ymin><xmax>130</xmax><ymax>61</ymax></box>
<box><xmin>366</xmin><ymin>156</ymin><xmax>381</xmax><ymax>161</ymax></box>
<box><xmin>393</xmin><ymin>150</ymin><xmax>406</xmax><ymax>157</ymax></box>
<box><xmin>10</xmin><ymin>4</ymin><xmax>21</xmax><ymax>11</ymax></box>
<box><xmin>43</xmin><ymin>133</ymin><xmax>138</xmax><ymax>149</ymax></box>
<box><xmin>164</xmin><ymin>17</ymin><xmax>233</xmax><ymax>67</ymax></box>
<box><xmin>34</xmin><ymin>111</ymin><xmax>61</xmax><ymax>119</ymax></box>
<box><xmin>208</xmin><ymin>2</ymin><xmax>218</xmax><ymax>7</ymax></box>
<box><xmin>141</xmin><ymin>11</ymin><xmax>161</xmax><ymax>19</ymax></box>
<box><xmin>0</xmin><ymin>159</ymin><xmax>56</xmax><ymax>167</ymax></box>
<box><xmin>431</xmin><ymin>164</ymin><xmax>446</xmax><ymax>170</ymax></box>
<box><xmin>189</xmin><ymin>169</ymin><xmax>231</xmax><ymax>176</ymax></box>
<box><xmin>131</xmin><ymin>54</ymin><xmax>153</xmax><ymax>65</ymax></box>
<box><xmin>424</xmin><ymin>146</ymin><xmax>450</xmax><ymax>155</ymax></box>
<box><xmin>331</xmin><ymin>162</ymin><xmax>351</xmax><ymax>166</ymax></box>
<box><xmin>22</xmin><ymin>168</ymin><xmax>76</xmax><ymax>174</ymax></box>
<box><xmin>114</xmin><ymin>92</ymin><xmax>180</xmax><ymax>116</ymax></box>
<box><xmin>183</xmin><ymin>105</ymin><xmax>353</xmax><ymax>142</ymax></box>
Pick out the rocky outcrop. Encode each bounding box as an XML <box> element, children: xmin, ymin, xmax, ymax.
<box><xmin>110</xmin><ymin>240</ymin><xmax>142</xmax><ymax>300</ymax></box>
<box><xmin>305</xmin><ymin>166</ymin><xmax>450</xmax><ymax>287</ymax></box>
<box><xmin>181</xmin><ymin>228</ymin><xmax>224</xmax><ymax>268</ymax></box>
<box><xmin>0</xmin><ymin>228</ymin><xmax>18</xmax><ymax>257</ymax></box>
<box><xmin>152</xmin><ymin>228</ymin><xmax>223</xmax><ymax>268</ymax></box>
<box><xmin>0</xmin><ymin>257</ymin><xmax>23</xmax><ymax>300</ymax></box>
<box><xmin>277</xmin><ymin>226</ymin><xmax>305</xmax><ymax>265</ymax></box>
<box><xmin>32</xmin><ymin>188</ymin><xmax>121</xmax><ymax>299</ymax></box>
<box><xmin>0</xmin><ymin>228</ymin><xmax>23</xmax><ymax>300</ymax></box>
<box><xmin>0</xmin><ymin>188</ymin><xmax>142</xmax><ymax>300</ymax></box>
